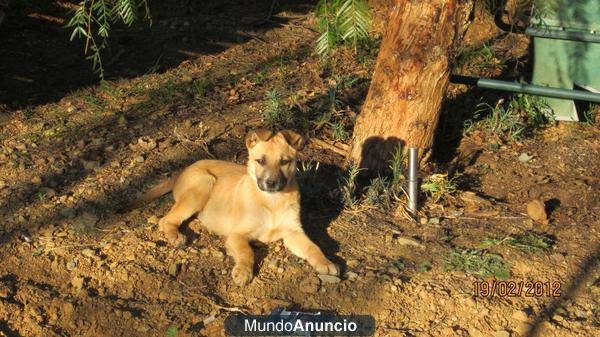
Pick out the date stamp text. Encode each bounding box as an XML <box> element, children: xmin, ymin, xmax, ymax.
<box><xmin>473</xmin><ymin>281</ymin><xmax>561</xmax><ymax>298</ymax></box>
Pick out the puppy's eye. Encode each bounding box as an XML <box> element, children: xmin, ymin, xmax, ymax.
<box><xmin>256</xmin><ymin>158</ymin><xmax>266</xmax><ymax>166</ymax></box>
<box><xmin>280</xmin><ymin>159</ymin><xmax>292</xmax><ymax>165</ymax></box>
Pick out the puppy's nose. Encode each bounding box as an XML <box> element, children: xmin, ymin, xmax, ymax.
<box><xmin>265</xmin><ymin>180</ymin><xmax>278</xmax><ymax>189</ymax></box>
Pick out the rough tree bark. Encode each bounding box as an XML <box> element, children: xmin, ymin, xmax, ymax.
<box><xmin>349</xmin><ymin>0</ymin><xmax>474</xmax><ymax>173</ymax></box>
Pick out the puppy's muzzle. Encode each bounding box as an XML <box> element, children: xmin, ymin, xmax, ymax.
<box><xmin>258</xmin><ymin>177</ymin><xmax>287</xmax><ymax>192</ymax></box>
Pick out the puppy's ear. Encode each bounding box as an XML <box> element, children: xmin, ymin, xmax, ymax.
<box><xmin>245</xmin><ymin>129</ymin><xmax>273</xmax><ymax>149</ymax></box>
<box><xmin>278</xmin><ymin>130</ymin><xmax>305</xmax><ymax>151</ymax></box>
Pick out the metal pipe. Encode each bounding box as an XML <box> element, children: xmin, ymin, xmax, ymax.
<box><xmin>525</xmin><ymin>26</ymin><xmax>600</xmax><ymax>43</ymax></box>
<box><xmin>407</xmin><ymin>148</ymin><xmax>419</xmax><ymax>216</ymax></box>
<box><xmin>450</xmin><ymin>75</ymin><xmax>600</xmax><ymax>103</ymax></box>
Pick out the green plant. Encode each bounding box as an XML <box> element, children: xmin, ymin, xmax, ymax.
<box><xmin>482</xmin><ymin>232</ymin><xmax>554</xmax><ymax>253</ymax></box>
<box><xmin>330</xmin><ymin>122</ymin><xmax>349</xmax><ymax>141</ymax></box>
<box><xmin>389</xmin><ymin>145</ymin><xmax>406</xmax><ymax>187</ymax></box>
<box><xmin>325</xmin><ymin>85</ymin><xmax>342</xmax><ymax>112</ymax></box>
<box><xmin>314</xmin><ymin>112</ymin><xmax>332</xmax><ymax>130</ymax></box>
<box><xmin>263</xmin><ymin>89</ymin><xmax>292</xmax><ymax>128</ymax></box>
<box><xmin>65</xmin><ymin>0</ymin><xmax>151</xmax><ymax>78</ymax></box>
<box><xmin>445</xmin><ymin>248</ymin><xmax>511</xmax><ymax>279</ymax></box>
<box><xmin>338</xmin><ymin>162</ymin><xmax>361</xmax><ymax>208</ymax></box>
<box><xmin>416</xmin><ymin>260</ymin><xmax>433</xmax><ymax>273</ymax></box>
<box><xmin>315</xmin><ymin>0</ymin><xmax>371</xmax><ymax>57</ymax></box>
<box><xmin>455</xmin><ymin>43</ymin><xmax>500</xmax><ymax>72</ymax></box>
<box><xmin>193</xmin><ymin>76</ymin><xmax>215</xmax><ymax>100</ymax></box>
<box><xmin>364</xmin><ymin>176</ymin><xmax>390</xmax><ymax>205</ymax></box>
<box><xmin>469</xmin><ymin>94</ymin><xmax>554</xmax><ymax>141</ymax></box>
<box><xmin>583</xmin><ymin>104</ymin><xmax>598</xmax><ymax>126</ymax></box>
<box><xmin>254</xmin><ymin>70</ymin><xmax>267</xmax><ymax>85</ymax></box>
<box><xmin>165</xmin><ymin>326</ymin><xmax>178</xmax><ymax>337</ymax></box>
<box><xmin>421</xmin><ymin>173</ymin><xmax>457</xmax><ymax>203</ymax></box>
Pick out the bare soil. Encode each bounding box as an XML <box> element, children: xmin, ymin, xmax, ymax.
<box><xmin>0</xmin><ymin>1</ymin><xmax>599</xmax><ymax>337</ymax></box>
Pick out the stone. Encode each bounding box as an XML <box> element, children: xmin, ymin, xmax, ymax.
<box><xmin>81</xmin><ymin>248</ymin><xmax>96</xmax><ymax>257</ymax></box>
<box><xmin>346</xmin><ymin>259</ymin><xmax>359</xmax><ymax>268</ymax></box>
<box><xmin>395</xmin><ymin>237</ymin><xmax>424</xmax><ymax>248</ymax></box>
<box><xmin>318</xmin><ymin>274</ymin><xmax>341</xmax><ymax>283</ymax></box>
<box><xmin>512</xmin><ymin>310</ymin><xmax>529</xmax><ymax>322</ymax></box>
<box><xmin>493</xmin><ymin>330</ymin><xmax>510</xmax><ymax>337</ymax></box>
<box><xmin>527</xmin><ymin>199</ymin><xmax>548</xmax><ymax>224</ymax></box>
<box><xmin>71</xmin><ymin>276</ymin><xmax>84</xmax><ymax>289</ymax></box>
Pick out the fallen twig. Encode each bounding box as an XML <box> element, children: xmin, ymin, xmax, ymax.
<box><xmin>309</xmin><ymin>138</ymin><xmax>348</xmax><ymax>156</ymax></box>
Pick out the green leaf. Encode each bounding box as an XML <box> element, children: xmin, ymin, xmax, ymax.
<box><xmin>165</xmin><ymin>326</ymin><xmax>178</xmax><ymax>337</ymax></box>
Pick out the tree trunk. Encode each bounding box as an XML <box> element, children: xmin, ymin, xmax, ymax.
<box><xmin>349</xmin><ymin>0</ymin><xmax>473</xmax><ymax>173</ymax></box>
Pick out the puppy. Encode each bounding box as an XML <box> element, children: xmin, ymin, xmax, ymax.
<box><xmin>127</xmin><ymin>129</ymin><xmax>339</xmax><ymax>285</ymax></box>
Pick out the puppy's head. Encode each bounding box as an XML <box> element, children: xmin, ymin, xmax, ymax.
<box><xmin>245</xmin><ymin>129</ymin><xmax>304</xmax><ymax>193</ymax></box>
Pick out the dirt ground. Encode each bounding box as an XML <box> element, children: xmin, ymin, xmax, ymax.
<box><xmin>0</xmin><ymin>1</ymin><xmax>599</xmax><ymax>337</ymax></box>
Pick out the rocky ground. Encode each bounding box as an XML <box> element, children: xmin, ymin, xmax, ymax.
<box><xmin>0</xmin><ymin>1</ymin><xmax>599</xmax><ymax>337</ymax></box>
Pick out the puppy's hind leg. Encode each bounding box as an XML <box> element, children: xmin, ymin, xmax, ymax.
<box><xmin>159</xmin><ymin>174</ymin><xmax>215</xmax><ymax>247</ymax></box>
<box><xmin>225</xmin><ymin>234</ymin><xmax>255</xmax><ymax>286</ymax></box>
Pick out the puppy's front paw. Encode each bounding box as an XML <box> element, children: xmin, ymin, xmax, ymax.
<box><xmin>165</xmin><ymin>231</ymin><xmax>186</xmax><ymax>247</ymax></box>
<box><xmin>232</xmin><ymin>263</ymin><xmax>253</xmax><ymax>286</ymax></box>
<box><xmin>313</xmin><ymin>258</ymin><xmax>339</xmax><ymax>276</ymax></box>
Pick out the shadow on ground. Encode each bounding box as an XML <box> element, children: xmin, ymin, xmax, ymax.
<box><xmin>0</xmin><ymin>0</ymin><xmax>313</xmax><ymax>108</ymax></box>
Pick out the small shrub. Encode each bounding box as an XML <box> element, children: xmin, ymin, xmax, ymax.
<box><xmin>262</xmin><ymin>89</ymin><xmax>293</xmax><ymax>128</ymax></box>
<box><xmin>482</xmin><ymin>232</ymin><xmax>555</xmax><ymax>254</ymax></box>
<box><xmin>445</xmin><ymin>248</ymin><xmax>511</xmax><ymax>280</ymax></box>
<box><xmin>421</xmin><ymin>173</ymin><xmax>457</xmax><ymax>203</ymax></box>
<box><xmin>467</xmin><ymin>94</ymin><xmax>554</xmax><ymax>141</ymax></box>
<box><xmin>338</xmin><ymin>162</ymin><xmax>361</xmax><ymax>208</ymax></box>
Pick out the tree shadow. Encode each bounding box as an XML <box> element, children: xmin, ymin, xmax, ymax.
<box><xmin>0</xmin><ymin>0</ymin><xmax>314</xmax><ymax>108</ymax></box>
<box><xmin>526</xmin><ymin>244</ymin><xmax>600</xmax><ymax>337</ymax></box>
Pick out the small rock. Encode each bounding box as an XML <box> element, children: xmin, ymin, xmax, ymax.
<box><xmin>518</xmin><ymin>153</ymin><xmax>534</xmax><ymax>163</ymax></box>
<box><xmin>428</xmin><ymin>217</ymin><xmax>440</xmax><ymax>225</ymax></box>
<box><xmin>0</xmin><ymin>284</ymin><xmax>10</xmax><ymax>299</ymax></box>
<box><xmin>203</xmin><ymin>315</ymin><xmax>216</xmax><ymax>326</ymax></box>
<box><xmin>39</xmin><ymin>187</ymin><xmax>56</xmax><ymax>198</ymax></box>
<box><xmin>66</xmin><ymin>261</ymin><xmax>77</xmax><ymax>271</ymax></box>
<box><xmin>395</xmin><ymin>237</ymin><xmax>424</xmax><ymax>248</ymax></box>
<box><xmin>72</xmin><ymin>212</ymin><xmax>98</xmax><ymax>232</ymax></box>
<box><xmin>318</xmin><ymin>274</ymin><xmax>341</xmax><ymax>284</ymax></box>
<box><xmin>136</xmin><ymin>137</ymin><xmax>157</xmax><ymax>151</ymax></box>
<box><xmin>0</xmin><ymin>180</ymin><xmax>7</xmax><ymax>189</ymax></box>
<box><xmin>493</xmin><ymin>330</ymin><xmax>510</xmax><ymax>337</ymax></box>
<box><xmin>82</xmin><ymin>160</ymin><xmax>100</xmax><ymax>170</ymax></box>
<box><xmin>168</xmin><ymin>263</ymin><xmax>179</xmax><ymax>277</ymax></box>
<box><xmin>515</xmin><ymin>322</ymin><xmax>533</xmax><ymax>335</ymax></box>
<box><xmin>527</xmin><ymin>199</ymin><xmax>548</xmax><ymax>224</ymax></box>
<box><xmin>147</xmin><ymin>215</ymin><xmax>159</xmax><ymax>225</ymax></box>
<box><xmin>345</xmin><ymin>271</ymin><xmax>358</xmax><ymax>281</ymax></box>
<box><xmin>512</xmin><ymin>310</ymin><xmax>529</xmax><ymax>322</ymax></box>
<box><xmin>346</xmin><ymin>259</ymin><xmax>359</xmax><ymax>268</ymax></box>
<box><xmin>71</xmin><ymin>276</ymin><xmax>84</xmax><ymax>289</ymax></box>
<box><xmin>211</xmin><ymin>250</ymin><xmax>225</xmax><ymax>259</ymax></box>
<box><xmin>31</xmin><ymin>176</ymin><xmax>42</xmax><ymax>185</ymax></box>
<box><xmin>134</xmin><ymin>155</ymin><xmax>145</xmax><ymax>163</ymax></box>
<box><xmin>387</xmin><ymin>266</ymin><xmax>400</xmax><ymax>275</ymax></box>
<box><xmin>81</xmin><ymin>248</ymin><xmax>96</xmax><ymax>257</ymax></box>
<box><xmin>419</xmin><ymin>217</ymin><xmax>428</xmax><ymax>225</ymax></box>
<box><xmin>62</xmin><ymin>302</ymin><xmax>74</xmax><ymax>316</ymax></box>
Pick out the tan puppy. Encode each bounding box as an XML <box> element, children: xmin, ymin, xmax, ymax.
<box><xmin>128</xmin><ymin>129</ymin><xmax>339</xmax><ymax>285</ymax></box>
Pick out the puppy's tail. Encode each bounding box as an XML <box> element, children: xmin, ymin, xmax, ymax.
<box><xmin>120</xmin><ymin>174</ymin><xmax>179</xmax><ymax>212</ymax></box>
